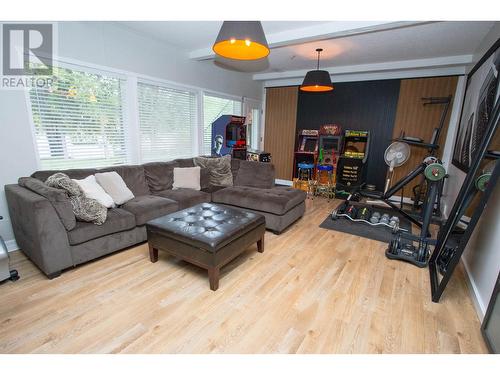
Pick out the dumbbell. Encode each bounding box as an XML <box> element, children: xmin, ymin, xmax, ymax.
<box><xmin>370</xmin><ymin>211</ymin><xmax>381</xmax><ymax>224</ymax></box>
<box><xmin>357</xmin><ymin>207</ymin><xmax>371</xmax><ymax>221</ymax></box>
<box><xmin>389</xmin><ymin>216</ymin><xmax>399</xmax><ymax>226</ymax></box>
<box><xmin>380</xmin><ymin>214</ymin><xmax>390</xmax><ymax>225</ymax></box>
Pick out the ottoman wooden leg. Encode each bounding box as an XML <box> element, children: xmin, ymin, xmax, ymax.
<box><xmin>208</xmin><ymin>267</ymin><xmax>220</xmax><ymax>291</ymax></box>
<box><xmin>149</xmin><ymin>243</ymin><xmax>158</xmax><ymax>263</ymax></box>
<box><xmin>257</xmin><ymin>235</ymin><xmax>265</xmax><ymax>253</ymax></box>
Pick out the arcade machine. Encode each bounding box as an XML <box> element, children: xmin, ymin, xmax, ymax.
<box><xmin>293</xmin><ymin>129</ymin><xmax>319</xmax><ymax>178</ymax></box>
<box><xmin>314</xmin><ymin>124</ymin><xmax>342</xmax><ymax>200</ymax></box>
<box><xmin>211</xmin><ymin>115</ymin><xmax>247</xmax><ymax>159</ymax></box>
<box><xmin>335</xmin><ymin>130</ymin><xmax>370</xmax><ymax>198</ymax></box>
<box><xmin>318</xmin><ymin>124</ymin><xmax>342</xmax><ymax>168</ymax></box>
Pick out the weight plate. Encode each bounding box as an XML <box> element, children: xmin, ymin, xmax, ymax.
<box><xmin>424</xmin><ymin>163</ymin><xmax>446</xmax><ymax>181</ymax></box>
<box><xmin>475</xmin><ymin>173</ymin><xmax>491</xmax><ymax>192</ymax></box>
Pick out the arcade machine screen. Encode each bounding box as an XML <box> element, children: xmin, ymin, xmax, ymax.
<box><xmin>303</xmin><ymin>138</ymin><xmax>317</xmax><ymax>153</ymax></box>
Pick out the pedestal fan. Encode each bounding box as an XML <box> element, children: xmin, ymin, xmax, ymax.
<box><xmin>383</xmin><ymin>141</ymin><xmax>411</xmax><ymax>193</ymax></box>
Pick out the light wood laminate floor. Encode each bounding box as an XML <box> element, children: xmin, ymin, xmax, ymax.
<box><xmin>0</xmin><ymin>198</ymin><xmax>487</xmax><ymax>353</ymax></box>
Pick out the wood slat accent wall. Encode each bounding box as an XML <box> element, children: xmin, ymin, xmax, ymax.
<box><xmin>391</xmin><ymin>76</ymin><xmax>459</xmax><ymax>198</ymax></box>
<box><xmin>264</xmin><ymin>86</ymin><xmax>298</xmax><ymax>180</ymax></box>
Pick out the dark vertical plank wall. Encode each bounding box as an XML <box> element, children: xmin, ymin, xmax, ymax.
<box><xmin>296</xmin><ymin>79</ymin><xmax>401</xmax><ymax>190</ymax></box>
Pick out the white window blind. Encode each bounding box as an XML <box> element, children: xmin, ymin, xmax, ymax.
<box><xmin>202</xmin><ymin>94</ymin><xmax>242</xmax><ymax>155</ymax></box>
<box><xmin>138</xmin><ymin>81</ymin><xmax>197</xmax><ymax>162</ymax></box>
<box><xmin>29</xmin><ymin>66</ymin><xmax>127</xmax><ymax>169</ymax></box>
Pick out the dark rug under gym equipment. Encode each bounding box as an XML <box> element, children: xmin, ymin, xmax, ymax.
<box><xmin>319</xmin><ymin>203</ymin><xmax>412</xmax><ymax>244</ymax></box>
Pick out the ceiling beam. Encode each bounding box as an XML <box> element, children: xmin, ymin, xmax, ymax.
<box><xmin>252</xmin><ymin>54</ymin><xmax>474</xmax><ymax>81</ymax></box>
<box><xmin>189</xmin><ymin>21</ymin><xmax>433</xmax><ymax>61</ymax></box>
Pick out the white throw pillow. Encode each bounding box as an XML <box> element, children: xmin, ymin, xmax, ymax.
<box><xmin>73</xmin><ymin>175</ymin><xmax>115</xmax><ymax>208</ymax></box>
<box><xmin>95</xmin><ymin>171</ymin><xmax>135</xmax><ymax>205</ymax></box>
<box><xmin>172</xmin><ymin>166</ymin><xmax>201</xmax><ymax>190</ymax></box>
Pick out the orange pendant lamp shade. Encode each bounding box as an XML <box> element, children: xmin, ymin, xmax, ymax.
<box><xmin>213</xmin><ymin>21</ymin><xmax>270</xmax><ymax>60</ymax></box>
<box><xmin>300</xmin><ymin>48</ymin><xmax>333</xmax><ymax>92</ymax></box>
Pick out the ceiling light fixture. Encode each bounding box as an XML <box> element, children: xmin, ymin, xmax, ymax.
<box><xmin>300</xmin><ymin>48</ymin><xmax>333</xmax><ymax>92</ymax></box>
<box><xmin>213</xmin><ymin>21</ymin><xmax>270</xmax><ymax>60</ymax></box>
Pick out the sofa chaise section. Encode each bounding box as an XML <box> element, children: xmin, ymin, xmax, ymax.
<box><xmin>212</xmin><ymin>186</ymin><xmax>306</xmax><ymax>234</ymax></box>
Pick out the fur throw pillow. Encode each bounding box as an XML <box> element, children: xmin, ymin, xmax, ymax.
<box><xmin>193</xmin><ymin>155</ymin><xmax>233</xmax><ymax>187</ymax></box>
<box><xmin>46</xmin><ymin>173</ymin><xmax>107</xmax><ymax>225</ymax></box>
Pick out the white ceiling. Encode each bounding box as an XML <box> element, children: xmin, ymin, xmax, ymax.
<box><xmin>265</xmin><ymin>21</ymin><xmax>495</xmax><ymax>71</ymax></box>
<box><xmin>118</xmin><ymin>21</ymin><xmax>496</xmax><ymax>76</ymax></box>
<box><xmin>120</xmin><ymin>21</ymin><xmax>332</xmax><ymax>51</ymax></box>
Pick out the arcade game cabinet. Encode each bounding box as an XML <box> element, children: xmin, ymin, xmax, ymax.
<box><xmin>336</xmin><ymin>129</ymin><xmax>370</xmax><ymax>197</ymax></box>
<box><xmin>293</xmin><ymin>129</ymin><xmax>319</xmax><ymax>178</ymax></box>
<box><xmin>318</xmin><ymin>124</ymin><xmax>342</xmax><ymax>168</ymax></box>
<box><xmin>211</xmin><ymin>115</ymin><xmax>247</xmax><ymax>159</ymax></box>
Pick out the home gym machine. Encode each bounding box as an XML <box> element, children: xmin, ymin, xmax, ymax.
<box><xmin>385</xmin><ymin>157</ymin><xmax>447</xmax><ymax>267</ymax></box>
<box><xmin>393</xmin><ymin>96</ymin><xmax>452</xmax><ymax>213</ymax></box>
<box><xmin>429</xmin><ymin>97</ymin><xmax>500</xmax><ymax>302</ymax></box>
<box><xmin>331</xmin><ymin>151</ymin><xmax>447</xmax><ymax>267</ymax></box>
<box><xmin>335</xmin><ymin>130</ymin><xmax>370</xmax><ymax>197</ymax></box>
<box><xmin>211</xmin><ymin>114</ymin><xmax>247</xmax><ymax>158</ymax></box>
<box><xmin>0</xmin><ymin>216</ymin><xmax>19</xmax><ymax>282</ymax></box>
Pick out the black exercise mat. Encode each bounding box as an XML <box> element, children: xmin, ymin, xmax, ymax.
<box><xmin>319</xmin><ymin>203</ymin><xmax>412</xmax><ymax>244</ymax></box>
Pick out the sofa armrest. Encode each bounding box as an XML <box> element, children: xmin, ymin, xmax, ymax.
<box><xmin>5</xmin><ymin>184</ymin><xmax>73</xmax><ymax>276</ymax></box>
<box><xmin>234</xmin><ymin>161</ymin><xmax>275</xmax><ymax>189</ymax></box>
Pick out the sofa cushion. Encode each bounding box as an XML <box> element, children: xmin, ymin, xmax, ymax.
<box><xmin>73</xmin><ymin>175</ymin><xmax>115</xmax><ymax>208</ymax></box>
<box><xmin>18</xmin><ymin>177</ymin><xmax>77</xmax><ymax>231</ymax></box>
<box><xmin>67</xmin><ymin>208</ymin><xmax>136</xmax><ymax>245</ymax></box>
<box><xmin>211</xmin><ymin>186</ymin><xmax>307</xmax><ymax>215</ymax></box>
<box><xmin>32</xmin><ymin>168</ymin><xmax>97</xmax><ymax>182</ymax></box>
<box><xmin>121</xmin><ymin>195</ymin><xmax>178</xmax><ymax>225</ymax></box>
<box><xmin>99</xmin><ymin>165</ymin><xmax>150</xmax><ymax>197</ymax></box>
<box><xmin>173</xmin><ymin>158</ymin><xmax>195</xmax><ymax>168</ymax></box>
<box><xmin>234</xmin><ymin>161</ymin><xmax>275</xmax><ymax>189</ymax></box>
<box><xmin>95</xmin><ymin>171</ymin><xmax>135</xmax><ymax>205</ymax></box>
<box><xmin>143</xmin><ymin>160</ymin><xmax>178</xmax><ymax>193</ymax></box>
<box><xmin>155</xmin><ymin>189</ymin><xmax>211</xmax><ymax>210</ymax></box>
<box><xmin>173</xmin><ymin>166</ymin><xmax>201</xmax><ymax>190</ymax></box>
<box><xmin>193</xmin><ymin>155</ymin><xmax>233</xmax><ymax>187</ymax></box>
<box><xmin>230</xmin><ymin>158</ymin><xmax>241</xmax><ymax>184</ymax></box>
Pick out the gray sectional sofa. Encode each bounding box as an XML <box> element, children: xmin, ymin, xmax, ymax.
<box><xmin>5</xmin><ymin>157</ymin><xmax>306</xmax><ymax>278</ymax></box>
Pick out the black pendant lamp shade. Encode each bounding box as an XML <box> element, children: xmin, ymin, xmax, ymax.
<box><xmin>213</xmin><ymin>21</ymin><xmax>270</xmax><ymax>60</ymax></box>
<box><xmin>300</xmin><ymin>48</ymin><xmax>333</xmax><ymax>92</ymax></box>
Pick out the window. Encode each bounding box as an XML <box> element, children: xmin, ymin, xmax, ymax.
<box><xmin>202</xmin><ymin>94</ymin><xmax>242</xmax><ymax>155</ymax></box>
<box><xmin>138</xmin><ymin>81</ymin><xmax>197</xmax><ymax>162</ymax></box>
<box><xmin>30</xmin><ymin>66</ymin><xmax>127</xmax><ymax>169</ymax></box>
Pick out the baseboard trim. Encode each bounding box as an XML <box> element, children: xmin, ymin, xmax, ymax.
<box><xmin>461</xmin><ymin>258</ymin><xmax>486</xmax><ymax>322</ymax></box>
<box><xmin>5</xmin><ymin>239</ymin><xmax>19</xmax><ymax>252</ymax></box>
<box><xmin>275</xmin><ymin>179</ymin><xmax>293</xmax><ymax>186</ymax></box>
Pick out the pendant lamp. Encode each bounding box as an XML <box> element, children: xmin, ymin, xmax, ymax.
<box><xmin>213</xmin><ymin>21</ymin><xmax>270</xmax><ymax>60</ymax></box>
<box><xmin>300</xmin><ymin>48</ymin><xmax>333</xmax><ymax>92</ymax></box>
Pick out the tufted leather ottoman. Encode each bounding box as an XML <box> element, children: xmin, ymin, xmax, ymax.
<box><xmin>146</xmin><ymin>203</ymin><xmax>265</xmax><ymax>291</ymax></box>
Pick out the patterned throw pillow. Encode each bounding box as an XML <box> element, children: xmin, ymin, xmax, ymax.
<box><xmin>46</xmin><ymin>173</ymin><xmax>107</xmax><ymax>225</ymax></box>
<box><xmin>193</xmin><ymin>155</ymin><xmax>233</xmax><ymax>187</ymax></box>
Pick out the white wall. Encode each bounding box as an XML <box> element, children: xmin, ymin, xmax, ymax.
<box><xmin>0</xmin><ymin>21</ymin><xmax>263</xmax><ymax>246</ymax></box>
<box><xmin>57</xmin><ymin>22</ymin><xmax>262</xmax><ymax>100</ymax></box>
<box><xmin>440</xmin><ymin>23</ymin><xmax>500</xmax><ymax>319</ymax></box>
<box><xmin>0</xmin><ymin>90</ymin><xmax>39</xmax><ymax>247</ymax></box>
